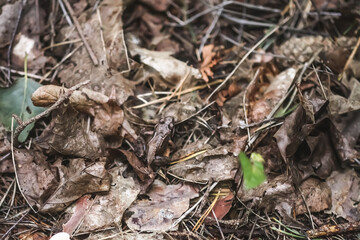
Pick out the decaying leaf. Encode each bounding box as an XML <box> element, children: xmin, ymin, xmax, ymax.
<box><xmin>326</xmin><ymin>169</ymin><xmax>360</xmax><ymax>221</ymax></box>
<box><xmin>31</xmin><ymin>85</ymin><xmax>109</xmax><ymax>110</ymax></box>
<box><xmin>125</xmin><ymin>180</ymin><xmax>198</xmax><ymax>232</ymax></box>
<box><xmin>40</xmin><ymin>158</ymin><xmax>110</xmax><ymax>213</ymax></box>
<box><xmin>275</xmin><ymin>96</ymin><xmax>359</xmax><ymax>185</ymax></box>
<box><xmin>63</xmin><ymin>166</ymin><xmax>140</xmax><ymax>234</ymax></box>
<box><xmin>87</xmin><ymin>232</ymin><xmax>165</xmax><ymax>240</ymax></box>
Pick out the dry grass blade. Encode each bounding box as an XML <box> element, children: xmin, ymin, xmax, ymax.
<box><xmin>192</xmin><ymin>190</ymin><xmax>221</xmax><ymax>232</ymax></box>
<box><xmin>170</xmin><ymin>149</ymin><xmax>207</xmax><ymax>165</ymax></box>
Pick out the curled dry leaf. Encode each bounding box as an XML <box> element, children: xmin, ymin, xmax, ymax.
<box><xmin>32</xmin><ymin>85</ymin><xmax>125</xmax><ymax>153</ymax></box>
<box><xmin>31</xmin><ymin>85</ymin><xmax>109</xmax><ymax>111</ymax></box>
<box><xmin>87</xmin><ymin>232</ymin><xmax>165</xmax><ymax>240</ymax></box>
<box><xmin>118</xmin><ymin>149</ymin><xmax>155</xmax><ymax>193</ymax></box>
<box><xmin>62</xmin><ymin>195</ymin><xmax>92</xmax><ymax>235</ymax></box>
<box><xmin>128</xmin><ymin>35</ymin><xmax>202</xmax><ymax>88</ymax></box>
<box><xmin>125</xmin><ymin>180</ymin><xmax>198</xmax><ymax>232</ymax></box>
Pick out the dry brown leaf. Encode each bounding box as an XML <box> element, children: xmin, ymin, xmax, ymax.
<box><xmin>239</xmin><ymin>175</ymin><xmax>331</xmax><ymax>217</ymax></box>
<box><xmin>15</xmin><ymin>148</ymin><xmax>58</xmax><ymax>209</ymax></box>
<box><xmin>49</xmin><ymin>105</ymin><xmax>104</xmax><ymax>158</ymax></box>
<box><xmin>32</xmin><ymin>85</ymin><xmax>125</xmax><ymax>138</ymax></box>
<box><xmin>40</xmin><ymin>158</ymin><xmax>111</xmax><ymax>213</ymax></box>
<box><xmin>329</xmin><ymin>78</ymin><xmax>360</xmax><ymax>115</ymax></box>
<box><xmin>326</xmin><ymin>169</ymin><xmax>360</xmax><ymax>221</ymax></box>
<box><xmin>63</xmin><ymin>166</ymin><xmax>140</xmax><ymax>234</ymax></box>
<box><xmin>119</xmin><ymin>149</ymin><xmax>155</xmax><ymax>184</ymax></box>
<box><xmin>125</xmin><ymin>180</ymin><xmax>198</xmax><ymax>232</ymax></box>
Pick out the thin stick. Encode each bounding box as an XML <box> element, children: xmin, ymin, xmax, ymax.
<box><xmin>206</xmin><ymin>18</ymin><xmax>288</xmax><ymax>102</ymax></box>
<box><xmin>7</xmin><ymin>0</ymin><xmax>25</xmax><ymax>84</ymax></box>
<box><xmin>62</xmin><ymin>0</ymin><xmax>99</xmax><ymax>66</ymax></box>
<box><xmin>0</xmin><ymin>66</ymin><xmax>49</xmax><ymax>80</ymax></box>
<box><xmin>13</xmin><ymin>80</ymin><xmax>90</xmax><ymax>145</ymax></box>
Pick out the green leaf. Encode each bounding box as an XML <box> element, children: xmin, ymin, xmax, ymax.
<box><xmin>0</xmin><ymin>78</ymin><xmax>45</xmax><ymax>142</ymax></box>
<box><xmin>238</xmin><ymin>152</ymin><xmax>266</xmax><ymax>189</ymax></box>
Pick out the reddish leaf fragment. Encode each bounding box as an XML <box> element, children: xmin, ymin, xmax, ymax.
<box><xmin>209</xmin><ymin>192</ymin><xmax>234</xmax><ymax>220</ymax></box>
<box><xmin>200</xmin><ymin>44</ymin><xmax>218</xmax><ymax>82</ymax></box>
<box><xmin>62</xmin><ymin>195</ymin><xmax>92</xmax><ymax>235</ymax></box>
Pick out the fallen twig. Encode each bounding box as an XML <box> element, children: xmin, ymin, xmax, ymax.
<box><xmin>306</xmin><ymin>221</ymin><xmax>360</xmax><ymax>238</ymax></box>
<box><xmin>62</xmin><ymin>0</ymin><xmax>99</xmax><ymax>66</ymax></box>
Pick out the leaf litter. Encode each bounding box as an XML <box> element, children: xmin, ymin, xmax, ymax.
<box><xmin>0</xmin><ymin>0</ymin><xmax>359</xmax><ymax>239</ymax></box>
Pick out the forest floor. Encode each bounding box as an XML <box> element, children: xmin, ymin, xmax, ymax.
<box><xmin>0</xmin><ymin>0</ymin><xmax>359</xmax><ymax>239</ymax></box>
